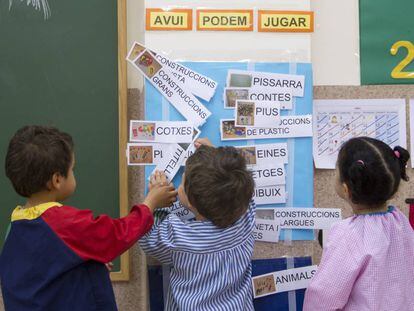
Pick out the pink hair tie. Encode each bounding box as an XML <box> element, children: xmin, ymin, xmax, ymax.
<box><xmin>356</xmin><ymin>160</ymin><xmax>365</xmax><ymax>165</ymax></box>
<box><xmin>394</xmin><ymin>150</ymin><xmax>401</xmax><ymax>159</ymax></box>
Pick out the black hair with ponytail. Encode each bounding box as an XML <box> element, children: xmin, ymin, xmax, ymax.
<box><xmin>337</xmin><ymin>137</ymin><xmax>409</xmax><ymax>207</ymax></box>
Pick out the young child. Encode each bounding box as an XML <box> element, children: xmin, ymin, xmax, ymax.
<box><xmin>0</xmin><ymin>125</ymin><xmax>177</xmax><ymax>311</ymax></box>
<box><xmin>140</xmin><ymin>139</ymin><xmax>256</xmax><ymax>310</ymax></box>
<box><xmin>304</xmin><ymin>137</ymin><xmax>414</xmax><ymax>310</ymax></box>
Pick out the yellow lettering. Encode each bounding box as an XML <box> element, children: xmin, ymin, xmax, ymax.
<box><xmin>197</xmin><ymin>10</ymin><xmax>253</xmax><ymax>31</ymax></box>
<box><xmin>258</xmin><ymin>11</ymin><xmax>314</xmax><ymax>32</ymax></box>
<box><xmin>390</xmin><ymin>41</ymin><xmax>414</xmax><ymax>79</ymax></box>
<box><xmin>146</xmin><ymin>9</ymin><xmax>192</xmax><ymax>31</ymax></box>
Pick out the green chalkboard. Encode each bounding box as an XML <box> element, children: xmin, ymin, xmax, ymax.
<box><xmin>360</xmin><ymin>0</ymin><xmax>414</xmax><ymax>84</ymax></box>
<box><xmin>0</xmin><ymin>0</ymin><xmax>129</xmax><ymax>279</ymax></box>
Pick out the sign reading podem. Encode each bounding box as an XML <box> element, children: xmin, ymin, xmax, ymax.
<box><xmin>197</xmin><ymin>9</ymin><xmax>253</xmax><ymax>31</ymax></box>
<box><xmin>146</xmin><ymin>8</ymin><xmax>193</xmax><ymax>31</ymax></box>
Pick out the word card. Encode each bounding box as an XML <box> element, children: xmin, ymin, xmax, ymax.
<box><xmin>227</xmin><ymin>69</ymin><xmax>305</xmax><ymax>97</ymax></box>
<box><xmin>274</xmin><ymin>207</ymin><xmax>342</xmax><ymax>229</ymax></box>
<box><xmin>235</xmin><ymin>100</ymin><xmax>280</xmax><ymax>128</ymax></box>
<box><xmin>220</xmin><ymin>115</ymin><xmax>313</xmax><ymax>141</ymax></box>
<box><xmin>250</xmin><ymin>164</ymin><xmax>285</xmax><ymax>187</ymax></box>
<box><xmin>236</xmin><ymin>143</ymin><xmax>288</xmax><ymax>165</ymax></box>
<box><xmin>127</xmin><ymin>42</ymin><xmax>217</xmax><ymax>101</ymax></box>
<box><xmin>254</xmin><ymin>185</ymin><xmax>286</xmax><ymax>205</ymax></box>
<box><xmin>130</xmin><ymin>120</ymin><xmax>194</xmax><ymax>143</ymax></box>
<box><xmin>253</xmin><ymin>218</ymin><xmax>281</xmax><ymax>243</ymax></box>
<box><xmin>150</xmin><ymin>143</ymin><xmax>188</xmax><ymax>181</ymax></box>
<box><xmin>168</xmin><ymin>201</ymin><xmax>195</xmax><ymax>221</ymax></box>
<box><xmin>130</xmin><ymin>47</ymin><xmax>211</xmax><ymax>127</ymax></box>
<box><xmin>252</xmin><ymin>265</ymin><xmax>317</xmax><ymax>298</ymax></box>
<box><xmin>224</xmin><ymin>87</ymin><xmax>293</xmax><ymax>110</ymax></box>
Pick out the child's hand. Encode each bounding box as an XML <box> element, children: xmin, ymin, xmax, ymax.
<box><xmin>105</xmin><ymin>262</ymin><xmax>114</xmax><ymax>271</ymax></box>
<box><xmin>144</xmin><ymin>174</ymin><xmax>177</xmax><ymax>212</ymax></box>
<box><xmin>194</xmin><ymin>138</ymin><xmax>214</xmax><ymax>148</ymax></box>
<box><xmin>149</xmin><ymin>170</ymin><xmax>169</xmax><ymax>192</ymax></box>
<box><xmin>143</xmin><ymin>185</ymin><xmax>177</xmax><ymax>212</ymax></box>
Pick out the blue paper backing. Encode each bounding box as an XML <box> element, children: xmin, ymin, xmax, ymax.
<box><xmin>144</xmin><ymin>62</ymin><xmax>314</xmax><ymax>240</ymax></box>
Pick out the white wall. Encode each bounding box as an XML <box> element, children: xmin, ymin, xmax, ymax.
<box><xmin>127</xmin><ymin>0</ymin><xmax>361</xmax><ymax>87</ymax></box>
<box><xmin>311</xmin><ymin>0</ymin><xmax>360</xmax><ymax>85</ymax></box>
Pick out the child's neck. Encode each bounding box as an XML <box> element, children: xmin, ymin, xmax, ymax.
<box><xmin>195</xmin><ymin>214</ymin><xmax>206</xmax><ymax>221</ymax></box>
<box><xmin>24</xmin><ymin>191</ymin><xmax>59</xmax><ymax>209</ymax></box>
<box><xmin>351</xmin><ymin>202</ymin><xmax>388</xmax><ymax>215</ymax></box>
<box><xmin>189</xmin><ymin>206</ymin><xmax>206</xmax><ymax>221</ymax></box>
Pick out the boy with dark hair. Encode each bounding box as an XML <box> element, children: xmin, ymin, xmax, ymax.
<box><xmin>0</xmin><ymin>125</ymin><xmax>177</xmax><ymax>311</ymax></box>
<box><xmin>140</xmin><ymin>139</ymin><xmax>256</xmax><ymax>310</ymax></box>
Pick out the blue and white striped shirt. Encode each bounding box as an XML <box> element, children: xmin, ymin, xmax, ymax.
<box><xmin>139</xmin><ymin>201</ymin><xmax>256</xmax><ymax>311</ymax></box>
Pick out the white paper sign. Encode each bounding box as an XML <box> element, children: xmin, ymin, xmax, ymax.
<box><xmin>252</xmin><ymin>265</ymin><xmax>317</xmax><ymax>298</ymax></box>
<box><xmin>130</xmin><ymin>48</ymin><xmax>211</xmax><ymax>127</ymax></box>
<box><xmin>130</xmin><ymin>120</ymin><xmax>193</xmax><ymax>143</ymax></box>
<box><xmin>235</xmin><ymin>100</ymin><xmax>280</xmax><ymax>128</ymax></box>
<box><xmin>151</xmin><ymin>143</ymin><xmax>187</xmax><ymax>181</ymax></box>
<box><xmin>274</xmin><ymin>207</ymin><xmax>342</xmax><ymax>229</ymax></box>
<box><xmin>253</xmin><ymin>218</ymin><xmax>281</xmax><ymax>243</ymax></box>
<box><xmin>221</xmin><ymin>115</ymin><xmax>313</xmax><ymax>141</ymax></box>
<box><xmin>236</xmin><ymin>143</ymin><xmax>288</xmax><ymax>165</ymax></box>
<box><xmin>127</xmin><ymin>142</ymin><xmax>189</xmax><ymax>166</ymax></box>
<box><xmin>250</xmin><ymin>164</ymin><xmax>285</xmax><ymax>187</ymax></box>
<box><xmin>253</xmin><ymin>185</ymin><xmax>286</xmax><ymax>205</ymax></box>
<box><xmin>127</xmin><ymin>42</ymin><xmax>218</xmax><ymax>101</ymax></box>
<box><xmin>224</xmin><ymin>87</ymin><xmax>293</xmax><ymax>110</ymax></box>
<box><xmin>313</xmin><ymin>99</ymin><xmax>407</xmax><ymax>169</ymax></box>
<box><xmin>227</xmin><ymin>69</ymin><xmax>305</xmax><ymax>97</ymax></box>
<box><xmin>168</xmin><ymin>201</ymin><xmax>195</xmax><ymax>221</ymax></box>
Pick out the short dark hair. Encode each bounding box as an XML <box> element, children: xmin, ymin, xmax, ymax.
<box><xmin>5</xmin><ymin>125</ymin><xmax>74</xmax><ymax>197</ymax></box>
<box><xmin>184</xmin><ymin>145</ymin><xmax>254</xmax><ymax>228</ymax></box>
<box><xmin>337</xmin><ymin>137</ymin><xmax>409</xmax><ymax>207</ymax></box>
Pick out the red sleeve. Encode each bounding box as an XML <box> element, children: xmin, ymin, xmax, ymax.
<box><xmin>41</xmin><ymin>204</ymin><xmax>154</xmax><ymax>263</ymax></box>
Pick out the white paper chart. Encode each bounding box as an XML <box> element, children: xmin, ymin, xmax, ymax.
<box><xmin>313</xmin><ymin>99</ymin><xmax>407</xmax><ymax>169</ymax></box>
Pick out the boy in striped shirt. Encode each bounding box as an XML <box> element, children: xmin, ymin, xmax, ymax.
<box><xmin>140</xmin><ymin>139</ymin><xmax>256</xmax><ymax>310</ymax></box>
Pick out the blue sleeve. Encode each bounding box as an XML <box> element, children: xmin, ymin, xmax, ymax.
<box><xmin>249</xmin><ymin>200</ymin><xmax>257</xmax><ymax>220</ymax></box>
<box><xmin>139</xmin><ymin>209</ymin><xmax>176</xmax><ymax>265</ymax></box>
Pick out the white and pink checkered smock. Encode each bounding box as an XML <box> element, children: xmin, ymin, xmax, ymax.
<box><xmin>304</xmin><ymin>207</ymin><xmax>414</xmax><ymax>311</ymax></box>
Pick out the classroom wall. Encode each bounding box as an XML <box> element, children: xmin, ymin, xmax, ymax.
<box><xmin>0</xmin><ymin>87</ymin><xmax>412</xmax><ymax>310</ymax></box>
<box><xmin>0</xmin><ymin>2</ymin><xmax>412</xmax><ymax>310</ymax></box>
<box><xmin>111</xmin><ymin>86</ymin><xmax>414</xmax><ymax>310</ymax></box>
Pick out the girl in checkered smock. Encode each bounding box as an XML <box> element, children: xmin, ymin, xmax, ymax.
<box><xmin>304</xmin><ymin>137</ymin><xmax>414</xmax><ymax>311</ymax></box>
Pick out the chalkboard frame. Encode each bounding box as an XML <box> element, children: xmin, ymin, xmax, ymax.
<box><xmin>110</xmin><ymin>0</ymin><xmax>129</xmax><ymax>281</ymax></box>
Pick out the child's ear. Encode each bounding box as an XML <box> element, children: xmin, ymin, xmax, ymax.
<box><xmin>342</xmin><ymin>182</ymin><xmax>351</xmax><ymax>200</ymax></box>
<box><xmin>49</xmin><ymin>172</ymin><xmax>62</xmax><ymax>191</ymax></box>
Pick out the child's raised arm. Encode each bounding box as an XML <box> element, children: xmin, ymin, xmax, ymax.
<box><xmin>40</xmin><ymin>184</ymin><xmax>177</xmax><ymax>264</ymax></box>
<box><xmin>139</xmin><ymin>171</ymin><xmax>179</xmax><ymax>265</ymax></box>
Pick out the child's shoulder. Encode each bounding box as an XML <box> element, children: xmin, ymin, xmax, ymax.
<box><xmin>10</xmin><ymin>202</ymin><xmax>80</xmax><ymax>222</ymax></box>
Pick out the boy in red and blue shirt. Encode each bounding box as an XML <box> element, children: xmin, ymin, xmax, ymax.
<box><xmin>0</xmin><ymin>125</ymin><xmax>177</xmax><ymax>311</ymax></box>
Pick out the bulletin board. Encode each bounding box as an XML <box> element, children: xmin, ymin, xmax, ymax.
<box><xmin>144</xmin><ymin>61</ymin><xmax>314</xmax><ymax>240</ymax></box>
